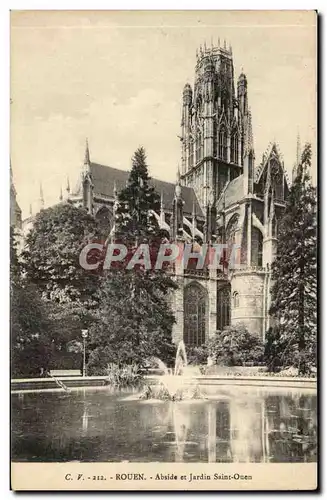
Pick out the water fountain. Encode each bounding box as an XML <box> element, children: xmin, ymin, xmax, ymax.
<box><xmin>140</xmin><ymin>340</ymin><xmax>203</xmax><ymax>401</ymax></box>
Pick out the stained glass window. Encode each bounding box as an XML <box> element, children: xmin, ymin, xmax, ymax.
<box><xmin>251</xmin><ymin>227</ymin><xmax>263</xmax><ymax>267</ymax></box>
<box><xmin>188</xmin><ymin>141</ymin><xmax>194</xmax><ymax>169</ymax></box>
<box><xmin>184</xmin><ymin>283</ymin><xmax>208</xmax><ymax>347</ymax></box>
<box><xmin>218</xmin><ymin>126</ymin><xmax>228</xmax><ymax>160</ymax></box>
<box><xmin>217</xmin><ymin>283</ymin><xmax>231</xmax><ymax>330</ymax></box>
<box><xmin>231</xmin><ymin>132</ymin><xmax>238</xmax><ymax>164</ymax></box>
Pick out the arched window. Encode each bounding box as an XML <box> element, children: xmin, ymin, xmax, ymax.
<box><xmin>251</xmin><ymin>227</ymin><xmax>263</xmax><ymax>267</ymax></box>
<box><xmin>217</xmin><ymin>283</ymin><xmax>231</xmax><ymax>330</ymax></box>
<box><xmin>231</xmin><ymin>132</ymin><xmax>239</xmax><ymax>164</ymax></box>
<box><xmin>226</xmin><ymin>214</ymin><xmax>239</xmax><ymax>245</ymax></box>
<box><xmin>188</xmin><ymin>140</ymin><xmax>194</xmax><ymax>169</ymax></box>
<box><xmin>218</xmin><ymin>126</ymin><xmax>227</xmax><ymax>160</ymax></box>
<box><xmin>195</xmin><ymin>129</ymin><xmax>203</xmax><ymax>164</ymax></box>
<box><xmin>184</xmin><ymin>283</ymin><xmax>208</xmax><ymax>347</ymax></box>
<box><xmin>213</xmin><ymin>120</ymin><xmax>217</xmax><ymax>157</ymax></box>
<box><xmin>225</xmin><ymin>214</ymin><xmax>240</xmax><ymax>269</ymax></box>
<box><xmin>233</xmin><ymin>291</ymin><xmax>239</xmax><ymax>308</ymax></box>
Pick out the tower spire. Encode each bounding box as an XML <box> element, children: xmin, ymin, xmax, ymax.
<box><xmin>59</xmin><ymin>186</ymin><xmax>63</xmax><ymax>202</ymax></box>
<box><xmin>160</xmin><ymin>190</ymin><xmax>166</xmax><ymax>226</ymax></box>
<box><xmin>191</xmin><ymin>196</ymin><xmax>196</xmax><ymax>242</ymax></box>
<box><xmin>296</xmin><ymin>131</ymin><xmax>301</xmax><ymax>166</ymax></box>
<box><xmin>244</xmin><ymin>108</ymin><xmax>254</xmax><ymax>156</ymax></box>
<box><xmin>176</xmin><ymin>165</ymin><xmax>181</xmax><ymax>186</ymax></box>
<box><xmin>39</xmin><ymin>182</ymin><xmax>44</xmax><ymax>209</ymax></box>
<box><xmin>173</xmin><ymin>166</ymin><xmax>184</xmax><ymax>240</ymax></box>
<box><xmin>160</xmin><ymin>190</ymin><xmax>164</xmax><ymax>212</ymax></box>
<box><xmin>10</xmin><ymin>161</ymin><xmax>16</xmax><ymax>197</ymax></box>
<box><xmin>83</xmin><ymin>138</ymin><xmax>91</xmax><ymax>172</ymax></box>
<box><xmin>66</xmin><ymin>176</ymin><xmax>70</xmax><ymax>194</ymax></box>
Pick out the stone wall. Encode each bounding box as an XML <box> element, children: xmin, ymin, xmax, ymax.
<box><xmin>231</xmin><ymin>269</ymin><xmax>266</xmax><ymax>339</ymax></box>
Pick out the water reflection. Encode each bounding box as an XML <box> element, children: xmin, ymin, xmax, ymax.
<box><xmin>11</xmin><ymin>387</ymin><xmax>317</xmax><ymax>463</ymax></box>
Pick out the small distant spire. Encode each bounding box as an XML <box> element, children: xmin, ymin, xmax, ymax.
<box><xmin>177</xmin><ymin>165</ymin><xmax>181</xmax><ymax>183</ymax></box>
<box><xmin>191</xmin><ymin>197</ymin><xmax>196</xmax><ymax>242</ymax></box>
<box><xmin>175</xmin><ymin>166</ymin><xmax>182</xmax><ymax>199</ymax></box>
<box><xmin>249</xmin><ymin>109</ymin><xmax>254</xmax><ymax>149</ymax></box>
<box><xmin>84</xmin><ymin>138</ymin><xmax>90</xmax><ymax>170</ymax></box>
<box><xmin>160</xmin><ymin>190</ymin><xmax>164</xmax><ymax>211</ymax></box>
<box><xmin>66</xmin><ymin>176</ymin><xmax>70</xmax><ymax>194</ymax></box>
<box><xmin>296</xmin><ymin>131</ymin><xmax>301</xmax><ymax>166</ymax></box>
<box><xmin>59</xmin><ymin>186</ymin><xmax>63</xmax><ymax>202</ymax></box>
<box><xmin>245</xmin><ymin>108</ymin><xmax>254</xmax><ymax>155</ymax></box>
<box><xmin>29</xmin><ymin>203</ymin><xmax>33</xmax><ymax>217</ymax></box>
<box><xmin>39</xmin><ymin>182</ymin><xmax>44</xmax><ymax>209</ymax></box>
<box><xmin>10</xmin><ymin>160</ymin><xmax>16</xmax><ymax>196</ymax></box>
<box><xmin>192</xmin><ymin>197</ymin><xmax>196</xmax><ymax>217</ymax></box>
<box><xmin>204</xmin><ymin>40</ymin><xmax>207</xmax><ymax>51</ymax></box>
<box><xmin>218</xmin><ymin>37</ymin><xmax>220</xmax><ymax>47</ymax></box>
<box><xmin>224</xmin><ymin>39</ymin><xmax>227</xmax><ymax>50</ymax></box>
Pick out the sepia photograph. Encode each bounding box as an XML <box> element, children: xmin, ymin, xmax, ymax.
<box><xmin>10</xmin><ymin>9</ymin><xmax>317</xmax><ymax>491</ymax></box>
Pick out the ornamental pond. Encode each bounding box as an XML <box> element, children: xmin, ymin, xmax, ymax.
<box><xmin>12</xmin><ymin>385</ymin><xmax>317</xmax><ymax>463</ymax></box>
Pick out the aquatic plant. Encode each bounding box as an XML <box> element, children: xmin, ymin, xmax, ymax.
<box><xmin>105</xmin><ymin>363</ymin><xmax>144</xmax><ymax>388</ymax></box>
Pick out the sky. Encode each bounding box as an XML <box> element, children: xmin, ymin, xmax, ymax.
<box><xmin>10</xmin><ymin>10</ymin><xmax>317</xmax><ymax>219</ymax></box>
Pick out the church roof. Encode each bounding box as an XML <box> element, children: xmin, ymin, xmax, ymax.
<box><xmin>75</xmin><ymin>162</ymin><xmax>204</xmax><ymax>216</ymax></box>
<box><xmin>217</xmin><ymin>175</ymin><xmax>244</xmax><ymax>212</ymax></box>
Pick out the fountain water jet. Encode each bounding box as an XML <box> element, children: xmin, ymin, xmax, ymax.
<box><xmin>141</xmin><ymin>341</ymin><xmax>203</xmax><ymax>401</ymax></box>
<box><xmin>174</xmin><ymin>340</ymin><xmax>188</xmax><ymax>376</ymax></box>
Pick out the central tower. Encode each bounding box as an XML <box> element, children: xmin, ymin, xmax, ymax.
<box><xmin>180</xmin><ymin>41</ymin><xmax>250</xmax><ymax>211</ymax></box>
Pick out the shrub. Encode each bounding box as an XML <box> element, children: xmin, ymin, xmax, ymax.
<box><xmin>207</xmin><ymin>324</ymin><xmax>264</xmax><ymax>367</ymax></box>
<box><xmin>187</xmin><ymin>345</ymin><xmax>208</xmax><ymax>366</ymax></box>
<box><xmin>104</xmin><ymin>363</ymin><xmax>144</xmax><ymax>388</ymax></box>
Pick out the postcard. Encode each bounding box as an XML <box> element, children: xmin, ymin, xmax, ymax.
<box><xmin>10</xmin><ymin>10</ymin><xmax>317</xmax><ymax>491</ymax></box>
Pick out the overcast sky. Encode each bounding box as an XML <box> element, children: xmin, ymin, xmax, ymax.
<box><xmin>11</xmin><ymin>10</ymin><xmax>316</xmax><ymax>218</ymax></box>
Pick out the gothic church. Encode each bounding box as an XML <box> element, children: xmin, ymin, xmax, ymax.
<box><xmin>20</xmin><ymin>42</ymin><xmax>293</xmax><ymax>347</ymax></box>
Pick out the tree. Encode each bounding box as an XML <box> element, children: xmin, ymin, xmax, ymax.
<box><xmin>268</xmin><ymin>143</ymin><xmax>317</xmax><ymax>375</ymax></box>
<box><xmin>207</xmin><ymin>324</ymin><xmax>264</xmax><ymax>366</ymax></box>
<box><xmin>22</xmin><ymin>202</ymin><xmax>102</xmax><ymax>333</ymax></box>
<box><xmin>115</xmin><ymin>146</ymin><xmax>161</xmax><ymax>243</ymax></box>
<box><xmin>88</xmin><ymin>147</ymin><xmax>177</xmax><ymax>372</ymax></box>
<box><xmin>10</xmin><ymin>227</ymin><xmax>53</xmax><ymax>376</ymax></box>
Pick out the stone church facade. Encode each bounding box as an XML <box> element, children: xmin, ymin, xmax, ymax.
<box><xmin>21</xmin><ymin>42</ymin><xmax>294</xmax><ymax>347</ymax></box>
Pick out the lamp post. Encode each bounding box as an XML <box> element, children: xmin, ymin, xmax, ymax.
<box><xmin>81</xmin><ymin>329</ymin><xmax>88</xmax><ymax>377</ymax></box>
